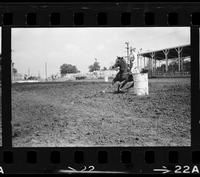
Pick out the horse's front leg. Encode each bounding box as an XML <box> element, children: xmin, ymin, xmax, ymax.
<box><xmin>112</xmin><ymin>77</ymin><xmax>117</xmax><ymax>85</ymax></box>
<box><xmin>118</xmin><ymin>80</ymin><xmax>128</xmax><ymax>92</ymax></box>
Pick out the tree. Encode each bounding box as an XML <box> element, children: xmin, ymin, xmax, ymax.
<box><xmin>13</xmin><ymin>68</ymin><xmax>17</xmax><ymax>74</ymax></box>
<box><xmin>60</xmin><ymin>64</ymin><xmax>79</xmax><ymax>76</ymax></box>
<box><xmin>89</xmin><ymin>58</ymin><xmax>100</xmax><ymax>72</ymax></box>
<box><xmin>11</xmin><ymin>62</ymin><xmax>18</xmax><ymax>74</ymax></box>
<box><xmin>102</xmin><ymin>67</ymin><xmax>107</xmax><ymax>71</ymax></box>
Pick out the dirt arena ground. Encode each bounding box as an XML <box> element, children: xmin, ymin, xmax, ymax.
<box><xmin>12</xmin><ymin>78</ymin><xmax>191</xmax><ymax>147</ymax></box>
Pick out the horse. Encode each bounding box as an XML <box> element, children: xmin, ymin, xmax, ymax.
<box><xmin>111</xmin><ymin>56</ymin><xmax>134</xmax><ymax>92</ymax></box>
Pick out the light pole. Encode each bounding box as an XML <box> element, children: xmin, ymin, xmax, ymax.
<box><xmin>125</xmin><ymin>42</ymin><xmax>130</xmax><ymax>61</ymax></box>
<box><xmin>45</xmin><ymin>62</ymin><xmax>47</xmax><ymax>81</ymax></box>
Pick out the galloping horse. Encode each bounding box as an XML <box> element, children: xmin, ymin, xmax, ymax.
<box><xmin>112</xmin><ymin>56</ymin><xmax>134</xmax><ymax>92</ymax></box>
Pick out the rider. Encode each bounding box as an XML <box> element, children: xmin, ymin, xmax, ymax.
<box><xmin>128</xmin><ymin>47</ymin><xmax>140</xmax><ymax>74</ymax></box>
<box><xmin>126</xmin><ymin>47</ymin><xmax>135</xmax><ymax>72</ymax></box>
<box><xmin>127</xmin><ymin>56</ymin><xmax>133</xmax><ymax>73</ymax></box>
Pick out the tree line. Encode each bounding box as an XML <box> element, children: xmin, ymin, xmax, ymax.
<box><xmin>60</xmin><ymin>58</ymin><xmax>112</xmax><ymax>76</ymax></box>
<box><xmin>7</xmin><ymin>57</ymin><xmax>190</xmax><ymax>80</ymax></box>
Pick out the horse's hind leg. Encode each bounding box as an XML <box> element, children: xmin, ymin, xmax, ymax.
<box><xmin>126</xmin><ymin>81</ymin><xmax>134</xmax><ymax>91</ymax></box>
<box><xmin>125</xmin><ymin>74</ymin><xmax>134</xmax><ymax>91</ymax></box>
<box><xmin>117</xmin><ymin>84</ymin><xmax>121</xmax><ymax>92</ymax></box>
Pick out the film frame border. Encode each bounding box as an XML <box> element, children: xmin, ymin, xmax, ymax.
<box><xmin>0</xmin><ymin>2</ymin><xmax>199</xmax><ymax>174</ymax></box>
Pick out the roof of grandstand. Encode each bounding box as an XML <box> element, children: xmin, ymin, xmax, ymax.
<box><xmin>140</xmin><ymin>45</ymin><xmax>190</xmax><ymax>60</ymax></box>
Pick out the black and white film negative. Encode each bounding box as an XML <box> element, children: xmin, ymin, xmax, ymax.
<box><xmin>0</xmin><ymin>1</ymin><xmax>199</xmax><ymax>174</ymax></box>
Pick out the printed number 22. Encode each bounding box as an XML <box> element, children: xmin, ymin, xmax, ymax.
<box><xmin>175</xmin><ymin>165</ymin><xmax>182</xmax><ymax>173</ymax></box>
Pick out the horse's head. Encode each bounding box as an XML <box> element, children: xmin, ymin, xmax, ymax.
<box><xmin>113</xmin><ymin>57</ymin><xmax>125</xmax><ymax>68</ymax></box>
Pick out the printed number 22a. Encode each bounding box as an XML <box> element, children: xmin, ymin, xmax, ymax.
<box><xmin>175</xmin><ymin>165</ymin><xmax>199</xmax><ymax>174</ymax></box>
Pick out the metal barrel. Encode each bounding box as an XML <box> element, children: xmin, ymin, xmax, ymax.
<box><xmin>132</xmin><ymin>73</ymin><xmax>149</xmax><ymax>96</ymax></box>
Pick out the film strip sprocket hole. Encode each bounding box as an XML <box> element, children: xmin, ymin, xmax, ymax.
<box><xmin>0</xmin><ymin>2</ymin><xmax>199</xmax><ymax>174</ymax></box>
<box><xmin>1</xmin><ymin>150</ymin><xmax>200</xmax><ymax>163</ymax></box>
<box><xmin>2</xmin><ymin>11</ymin><xmax>200</xmax><ymax>26</ymax></box>
<box><xmin>0</xmin><ymin>150</ymin><xmax>200</xmax><ymax>168</ymax></box>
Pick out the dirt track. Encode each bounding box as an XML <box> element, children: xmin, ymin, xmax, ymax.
<box><xmin>12</xmin><ymin>78</ymin><xmax>191</xmax><ymax>147</ymax></box>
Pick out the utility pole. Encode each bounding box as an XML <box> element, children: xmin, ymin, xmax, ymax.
<box><xmin>11</xmin><ymin>62</ymin><xmax>14</xmax><ymax>82</ymax></box>
<box><xmin>28</xmin><ymin>68</ymin><xmax>30</xmax><ymax>77</ymax></box>
<box><xmin>125</xmin><ymin>42</ymin><xmax>130</xmax><ymax>61</ymax></box>
<box><xmin>38</xmin><ymin>70</ymin><xmax>40</xmax><ymax>79</ymax></box>
<box><xmin>45</xmin><ymin>62</ymin><xmax>47</xmax><ymax>81</ymax></box>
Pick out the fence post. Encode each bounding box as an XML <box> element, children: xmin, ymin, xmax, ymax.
<box><xmin>175</xmin><ymin>47</ymin><xmax>183</xmax><ymax>72</ymax></box>
<box><xmin>163</xmin><ymin>49</ymin><xmax>169</xmax><ymax>73</ymax></box>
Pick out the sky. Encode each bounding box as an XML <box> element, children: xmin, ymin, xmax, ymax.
<box><xmin>12</xmin><ymin>27</ymin><xmax>190</xmax><ymax>78</ymax></box>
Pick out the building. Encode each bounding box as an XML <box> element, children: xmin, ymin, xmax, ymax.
<box><xmin>138</xmin><ymin>44</ymin><xmax>191</xmax><ymax>77</ymax></box>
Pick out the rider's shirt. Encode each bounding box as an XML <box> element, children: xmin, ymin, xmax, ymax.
<box><xmin>128</xmin><ymin>51</ymin><xmax>139</xmax><ymax>73</ymax></box>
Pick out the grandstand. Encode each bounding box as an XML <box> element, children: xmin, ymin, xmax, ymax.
<box><xmin>138</xmin><ymin>44</ymin><xmax>190</xmax><ymax>78</ymax></box>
